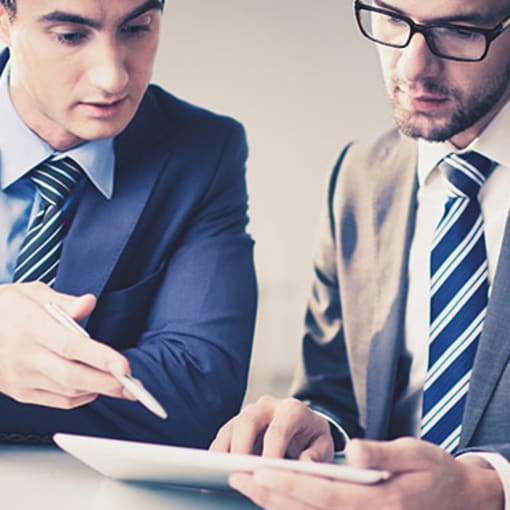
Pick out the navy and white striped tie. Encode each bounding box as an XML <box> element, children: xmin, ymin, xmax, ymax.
<box><xmin>421</xmin><ymin>151</ymin><xmax>495</xmax><ymax>453</ymax></box>
<box><xmin>13</xmin><ymin>157</ymin><xmax>83</xmax><ymax>286</ymax></box>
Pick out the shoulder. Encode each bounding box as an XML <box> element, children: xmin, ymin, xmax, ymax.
<box><xmin>115</xmin><ymin>84</ymin><xmax>247</xmax><ymax>167</ymax></box>
<box><xmin>323</xmin><ymin>128</ymin><xmax>417</xmax><ymax>229</ymax></box>
<box><xmin>139</xmin><ymin>85</ymin><xmax>245</xmax><ymax>143</ymax></box>
<box><xmin>336</xmin><ymin>128</ymin><xmax>413</xmax><ymax>175</ymax></box>
<box><xmin>328</xmin><ymin>128</ymin><xmax>416</xmax><ymax>199</ymax></box>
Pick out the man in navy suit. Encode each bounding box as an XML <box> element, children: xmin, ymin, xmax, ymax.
<box><xmin>0</xmin><ymin>0</ymin><xmax>256</xmax><ymax>448</ymax></box>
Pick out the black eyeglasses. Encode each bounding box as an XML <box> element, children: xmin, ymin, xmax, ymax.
<box><xmin>354</xmin><ymin>0</ymin><xmax>510</xmax><ymax>62</ymax></box>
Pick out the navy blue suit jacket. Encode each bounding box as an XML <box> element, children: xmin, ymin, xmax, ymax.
<box><xmin>0</xmin><ymin>50</ymin><xmax>257</xmax><ymax>448</ymax></box>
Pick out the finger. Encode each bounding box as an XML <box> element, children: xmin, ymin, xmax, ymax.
<box><xmin>7</xmin><ymin>358</ymin><xmax>97</xmax><ymax>400</ymax></box>
<box><xmin>39</xmin><ymin>323</ymin><xmax>130</xmax><ymax>375</ymax></box>
<box><xmin>25</xmin><ymin>346</ymin><xmax>126</xmax><ymax>399</ymax></box>
<box><xmin>252</xmin><ymin>468</ymin><xmax>378</xmax><ymax>510</ymax></box>
<box><xmin>57</xmin><ymin>293</ymin><xmax>97</xmax><ymax>322</ymax></box>
<box><xmin>229</xmin><ymin>472</ymin><xmax>321</xmax><ymax>510</ymax></box>
<box><xmin>37</xmin><ymin>352</ymin><xmax>127</xmax><ymax>399</ymax></box>
<box><xmin>345</xmin><ymin>437</ymin><xmax>443</xmax><ymax>472</ymax></box>
<box><xmin>299</xmin><ymin>433</ymin><xmax>335</xmax><ymax>462</ymax></box>
<box><xmin>22</xmin><ymin>291</ymin><xmax>130</xmax><ymax>375</ymax></box>
<box><xmin>21</xmin><ymin>374</ymin><xmax>98</xmax><ymax>399</ymax></box>
<box><xmin>229</xmin><ymin>403</ymin><xmax>273</xmax><ymax>455</ymax></box>
<box><xmin>262</xmin><ymin>399</ymin><xmax>320</xmax><ymax>458</ymax></box>
<box><xmin>16</xmin><ymin>283</ymin><xmax>95</xmax><ymax>321</ymax></box>
<box><xmin>209</xmin><ymin>421</ymin><xmax>233</xmax><ymax>452</ymax></box>
<box><xmin>229</xmin><ymin>474</ymin><xmax>262</xmax><ymax>504</ymax></box>
<box><xmin>14</xmin><ymin>388</ymin><xmax>98</xmax><ymax>410</ymax></box>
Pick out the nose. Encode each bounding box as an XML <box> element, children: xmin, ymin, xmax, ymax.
<box><xmin>87</xmin><ymin>40</ymin><xmax>129</xmax><ymax>96</ymax></box>
<box><xmin>397</xmin><ymin>32</ymin><xmax>441</xmax><ymax>83</ymax></box>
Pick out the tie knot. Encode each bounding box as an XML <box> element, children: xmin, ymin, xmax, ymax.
<box><xmin>440</xmin><ymin>151</ymin><xmax>495</xmax><ymax>199</ymax></box>
<box><xmin>31</xmin><ymin>157</ymin><xmax>83</xmax><ymax>207</ymax></box>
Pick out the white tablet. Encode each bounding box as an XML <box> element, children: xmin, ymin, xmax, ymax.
<box><xmin>53</xmin><ymin>433</ymin><xmax>389</xmax><ymax>491</ymax></box>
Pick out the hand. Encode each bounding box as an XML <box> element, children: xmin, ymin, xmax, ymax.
<box><xmin>229</xmin><ymin>437</ymin><xmax>504</xmax><ymax>510</ymax></box>
<box><xmin>210</xmin><ymin>395</ymin><xmax>334</xmax><ymax>461</ymax></box>
<box><xmin>0</xmin><ymin>282</ymin><xmax>134</xmax><ymax>409</ymax></box>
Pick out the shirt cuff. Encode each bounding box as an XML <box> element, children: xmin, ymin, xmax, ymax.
<box><xmin>457</xmin><ymin>451</ymin><xmax>509</xmax><ymax>510</ymax></box>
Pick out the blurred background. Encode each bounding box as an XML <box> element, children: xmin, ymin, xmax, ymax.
<box><xmin>155</xmin><ymin>0</ymin><xmax>394</xmax><ymax>403</ymax></box>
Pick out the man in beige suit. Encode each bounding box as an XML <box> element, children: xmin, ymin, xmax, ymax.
<box><xmin>211</xmin><ymin>0</ymin><xmax>510</xmax><ymax>508</ymax></box>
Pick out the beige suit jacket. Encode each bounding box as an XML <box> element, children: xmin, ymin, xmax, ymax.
<box><xmin>293</xmin><ymin>129</ymin><xmax>510</xmax><ymax>459</ymax></box>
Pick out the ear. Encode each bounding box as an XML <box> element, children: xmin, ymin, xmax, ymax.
<box><xmin>0</xmin><ymin>4</ymin><xmax>12</xmax><ymax>47</ymax></box>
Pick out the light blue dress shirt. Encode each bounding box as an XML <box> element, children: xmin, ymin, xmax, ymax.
<box><xmin>0</xmin><ymin>65</ymin><xmax>115</xmax><ymax>283</ymax></box>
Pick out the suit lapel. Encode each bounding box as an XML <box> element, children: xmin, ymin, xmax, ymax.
<box><xmin>460</xmin><ymin>214</ymin><xmax>510</xmax><ymax>447</ymax></box>
<box><xmin>54</xmin><ymin>90</ymin><xmax>174</xmax><ymax>320</ymax></box>
<box><xmin>365</xmin><ymin>133</ymin><xmax>418</xmax><ymax>438</ymax></box>
<box><xmin>0</xmin><ymin>49</ymin><xmax>9</xmax><ymax>72</ymax></box>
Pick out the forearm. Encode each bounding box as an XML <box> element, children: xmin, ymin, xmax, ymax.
<box><xmin>120</xmin><ymin>341</ymin><xmax>252</xmax><ymax>447</ymax></box>
<box><xmin>0</xmin><ymin>342</ymin><xmax>249</xmax><ymax>447</ymax></box>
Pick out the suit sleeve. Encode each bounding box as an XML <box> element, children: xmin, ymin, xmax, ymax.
<box><xmin>115</xmin><ymin>121</ymin><xmax>257</xmax><ymax>447</ymax></box>
<box><xmin>291</xmin><ymin>144</ymin><xmax>364</xmax><ymax>444</ymax></box>
<box><xmin>0</xmin><ymin>119</ymin><xmax>257</xmax><ymax>448</ymax></box>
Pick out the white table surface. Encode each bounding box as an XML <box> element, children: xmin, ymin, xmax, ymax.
<box><xmin>0</xmin><ymin>444</ymin><xmax>259</xmax><ymax>510</ymax></box>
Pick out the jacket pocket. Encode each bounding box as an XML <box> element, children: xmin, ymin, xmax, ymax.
<box><xmin>87</xmin><ymin>262</ymin><xmax>166</xmax><ymax>348</ymax></box>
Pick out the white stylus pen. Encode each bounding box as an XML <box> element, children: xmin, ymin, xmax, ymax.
<box><xmin>44</xmin><ymin>302</ymin><xmax>168</xmax><ymax>420</ymax></box>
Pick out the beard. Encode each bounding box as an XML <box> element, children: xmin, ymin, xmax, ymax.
<box><xmin>389</xmin><ymin>58</ymin><xmax>510</xmax><ymax>142</ymax></box>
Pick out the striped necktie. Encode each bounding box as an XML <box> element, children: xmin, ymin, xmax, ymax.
<box><xmin>13</xmin><ymin>157</ymin><xmax>83</xmax><ymax>286</ymax></box>
<box><xmin>421</xmin><ymin>151</ymin><xmax>495</xmax><ymax>453</ymax></box>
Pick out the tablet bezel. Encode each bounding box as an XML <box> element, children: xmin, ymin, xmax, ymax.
<box><xmin>53</xmin><ymin>433</ymin><xmax>389</xmax><ymax>491</ymax></box>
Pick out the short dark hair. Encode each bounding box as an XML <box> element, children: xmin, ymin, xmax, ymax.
<box><xmin>0</xmin><ymin>0</ymin><xmax>165</xmax><ymax>18</ymax></box>
<box><xmin>0</xmin><ymin>0</ymin><xmax>16</xmax><ymax>18</ymax></box>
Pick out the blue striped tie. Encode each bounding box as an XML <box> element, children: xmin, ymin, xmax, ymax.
<box><xmin>13</xmin><ymin>157</ymin><xmax>83</xmax><ymax>286</ymax></box>
<box><xmin>421</xmin><ymin>151</ymin><xmax>495</xmax><ymax>453</ymax></box>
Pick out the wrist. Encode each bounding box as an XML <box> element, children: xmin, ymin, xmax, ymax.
<box><xmin>462</xmin><ymin>461</ymin><xmax>504</xmax><ymax>510</ymax></box>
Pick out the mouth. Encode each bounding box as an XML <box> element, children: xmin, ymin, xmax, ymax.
<box><xmin>79</xmin><ymin>97</ymin><xmax>128</xmax><ymax>117</ymax></box>
<box><xmin>397</xmin><ymin>87</ymin><xmax>450</xmax><ymax>113</ymax></box>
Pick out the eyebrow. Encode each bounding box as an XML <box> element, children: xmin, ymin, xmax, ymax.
<box><xmin>372</xmin><ymin>0</ymin><xmax>488</xmax><ymax>25</ymax></box>
<box><xmin>38</xmin><ymin>0</ymin><xmax>163</xmax><ymax>29</ymax></box>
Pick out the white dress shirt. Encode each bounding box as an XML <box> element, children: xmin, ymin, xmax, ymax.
<box><xmin>399</xmin><ymin>99</ymin><xmax>510</xmax><ymax>506</ymax></box>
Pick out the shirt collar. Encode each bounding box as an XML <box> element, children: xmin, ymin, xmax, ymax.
<box><xmin>417</xmin><ymin>100</ymin><xmax>510</xmax><ymax>186</ymax></box>
<box><xmin>0</xmin><ymin>64</ymin><xmax>114</xmax><ymax>199</ymax></box>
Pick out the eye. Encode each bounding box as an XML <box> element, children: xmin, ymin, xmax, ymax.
<box><xmin>448</xmin><ymin>27</ymin><xmax>478</xmax><ymax>40</ymax></box>
<box><xmin>56</xmin><ymin>31</ymin><xmax>88</xmax><ymax>46</ymax></box>
<box><xmin>120</xmin><ymin>15</ymin><xmax>153</xmax><ymax>37</ymax></box>
<box><xmin>386</xmin><ymin>14</ymin><xmax>407</xmax><ymax>27</ymax></box>
<box><xmin>121</xmin><ymin>24</ymin><xmax>151</xmax><ymax>35</ymax></box>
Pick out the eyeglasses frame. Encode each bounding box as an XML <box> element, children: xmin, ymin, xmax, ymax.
<box><xmin>354</xmin><ymin>0</ymin><xmax>510</xmax><ymax>62</ymax></box>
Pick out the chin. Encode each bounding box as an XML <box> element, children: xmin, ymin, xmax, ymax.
<box><xmin>76</xmin><ymin>121</ymin><xmax>130</xmax><ymax>142</ymax></box>
<box><xmin>396</xmin><ymin>119</ymin><xmax>456</xmax><ymax>142</ymax></box>
<box><xmin>393</xmin><ymin>108</ymin><xmax>452</xmax><ymax>141</ymax></box>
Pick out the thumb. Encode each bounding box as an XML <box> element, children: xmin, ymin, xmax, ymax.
<box><xmin>345</xmin><ymin>437</ymin><xmax>440</xmax><ymax>473</ymax></box>
<box><xmin>56</xmin><ymin>293</ymin><xmax>97</xmax><ymax>321</ymax></box>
